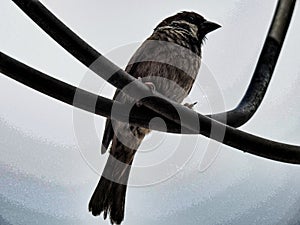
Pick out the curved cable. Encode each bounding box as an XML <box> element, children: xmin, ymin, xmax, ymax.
<box><xmin>1</xmin><ymin>52</ymin><xmax>300</xmax><ymax>164</ymax></box>
<box><xmin>10</xmin><ymin>0</ymin><xmax>296</xmax><ymax>129</ymax></box>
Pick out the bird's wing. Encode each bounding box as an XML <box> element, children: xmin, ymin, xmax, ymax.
<box><xmin>101</xmin><ymin>118</ymin><xmax>114</xmax><ymax>154</ymax></box>
<box><xmin>100</xmin><ymin>57</ymin><xmax>143</xmax><ymax>154</ymax></box>
<box><xmin>101</xmin><ymin>40</ymin><xmax>163</xmax><ymax>154</ymax></box>
<box><xmin>101</xmin><ymin>90</ymin><xmax>119</xmax><ymax>154</ymax></box>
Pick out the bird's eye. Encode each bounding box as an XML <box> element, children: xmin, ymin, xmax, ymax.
<box><xmin>172</xmin><ymin>22</ymin><xmax>181</xmax><ymax>27</ymax></box>
<box><xmin>189</xmin><ymin>16</ymin><xmax>195</xmax><ymax>22</ymax></box>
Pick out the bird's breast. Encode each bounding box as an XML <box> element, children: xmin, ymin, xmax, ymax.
<box><xmin>124</xmin><ymin>39</ymin><xmax>201</xmax><ymax>103</ymax></box>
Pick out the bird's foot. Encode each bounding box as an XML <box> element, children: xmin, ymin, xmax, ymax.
<box><xmin>138</xmin><ymin>77</ymin><xmax>156</xmax><ymax>93</ymax></box>
<box><xmin>136</xmin><ymin>77</ymin><xmax>156</xmax><ymax>107</ymax></box>
<box><xmin>184</xmin><ymin>102</ymin><xmax>197</xmax><ymax>109</ymax></box>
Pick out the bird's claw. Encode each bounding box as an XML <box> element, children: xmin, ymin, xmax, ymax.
<box><xmin>184</xmin><ymin>102</ymin><xmax>197</xmax><ymax>109</ymax></box>
<box><xmin>144</xmin><ymin>82</ymin><xmax>156</xmax><ymax>93</ymax></box>
<box><xmin>136</xmin><ymin>77</ymin><xmax>156</xmax><ymax>107</ymax></box>
<box><xmin>138</xmin><ymin>77</ymin><xmax>156</xmax><ymax>93</ymax></box>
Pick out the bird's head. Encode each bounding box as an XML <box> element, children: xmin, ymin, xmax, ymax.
<box><xmin>155</xmin><ymin>11</ymin><xmax>221</xmax><ymax>41</ymax></box>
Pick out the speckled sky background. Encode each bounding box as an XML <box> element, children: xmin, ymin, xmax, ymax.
<box><xmin>1</xmin><ymin>0</ymin><xmax>300</xmax><ymax>224</ymax></box>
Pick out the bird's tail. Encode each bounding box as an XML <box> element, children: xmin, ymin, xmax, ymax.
<box><xmin>89</xmin><ymin>143</ymin><xmax>136</xmax><ymax>224</ymax></box>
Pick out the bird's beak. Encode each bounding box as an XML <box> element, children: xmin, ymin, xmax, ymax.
<box><xmin>201</xmin><ymin>21</ymin><xmax>221</xmax><ymax>34</ymax></box>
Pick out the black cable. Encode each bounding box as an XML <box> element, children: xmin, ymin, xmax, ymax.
<box><xmin>212</xmin><ymin>0</ymin><xmax>297</xmax><ymax>126</ymax></box>
<box><xmin>10</xmin><ymin>0</ymin><xmax>296</xmax><ymax>129</ymax></box>
<box><xmin>1</xmin><ymin>51</ymin><xmax>300</xmax><ymax>164</ymax></box>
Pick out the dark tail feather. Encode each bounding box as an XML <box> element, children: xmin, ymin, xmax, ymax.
<box><xmin>89</xmin><ymin>154</ymin><xmax>133</xmax><ymax>224</ymax></box>
<box><xmin>89</xmin><ymin>176</ymin><xmax>128</xmax><ymax>224</ymax></box>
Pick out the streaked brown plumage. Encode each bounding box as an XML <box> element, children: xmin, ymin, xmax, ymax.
<box><xmin>88</xmin><ymin>11</ymin><xmax>220</xmax><ymax>224</ymax></box>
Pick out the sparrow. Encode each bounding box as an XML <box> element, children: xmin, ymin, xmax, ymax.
<box><xmin>88</xmin><ymin>11</ymin><xmax>220</xmax><ymax>224</ymax></box>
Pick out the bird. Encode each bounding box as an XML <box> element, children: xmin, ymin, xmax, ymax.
<box><xmin>88</xmin><ymin>11</ymin><xmax>220</xmax><ymax>224</ymax></box>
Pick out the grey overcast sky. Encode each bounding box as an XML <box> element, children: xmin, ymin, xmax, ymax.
<box><xmin>1</xmin><ymin>0</ymin><xmax>300</xmax><ymax>225</ymax></box>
